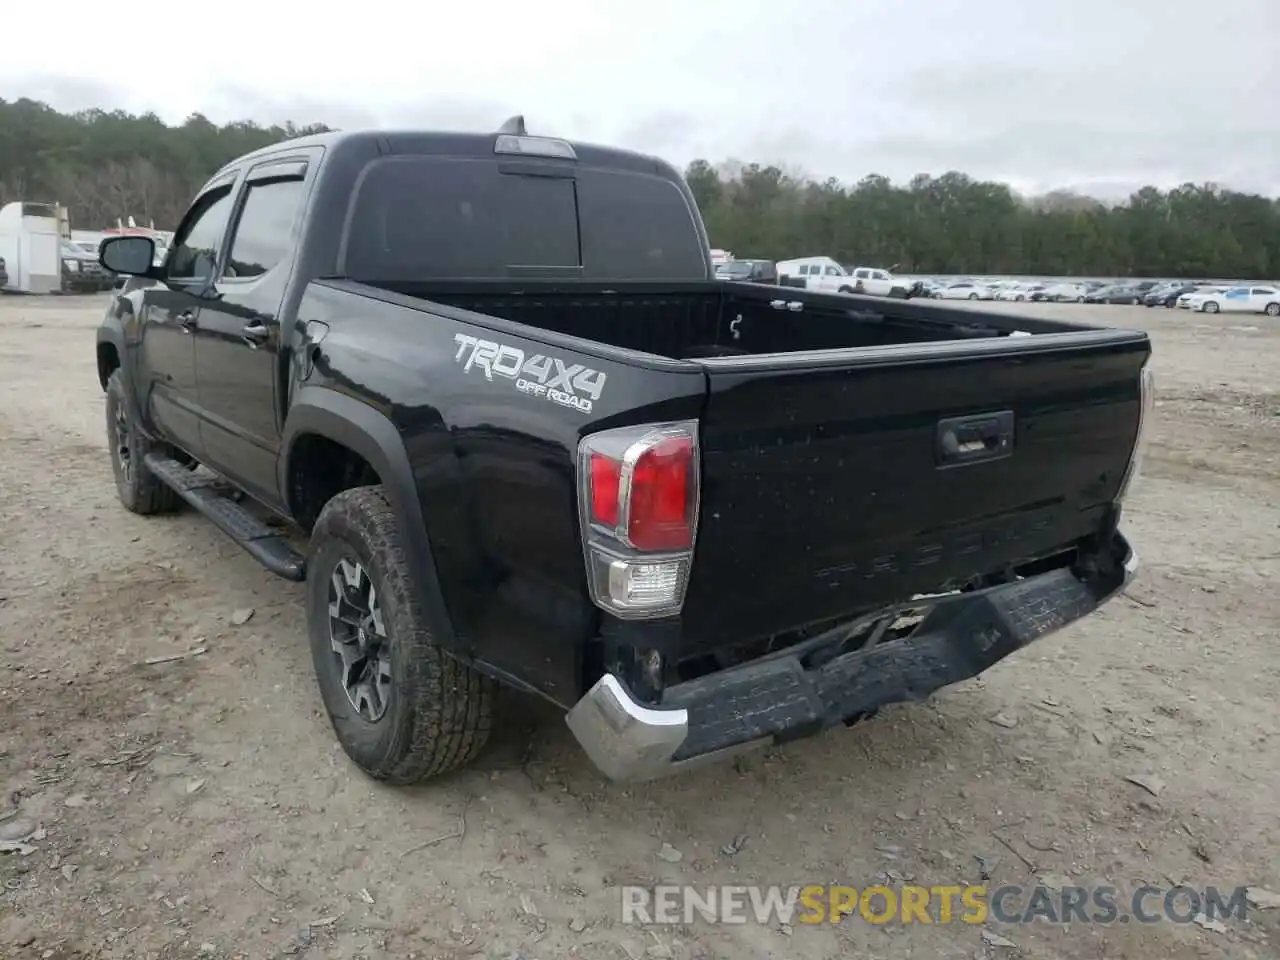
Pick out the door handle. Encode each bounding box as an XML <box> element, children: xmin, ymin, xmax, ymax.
<box><xmin>240</xmin><ymin>321</ymin><xmax>271</xmax><ymax>347</ymax></box>
<box><xmin>177</xmin><ymin>310</ymin><xmax>197</xmax><ymax>332</ymax></box>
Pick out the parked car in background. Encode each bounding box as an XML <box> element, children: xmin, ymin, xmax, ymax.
<box><xmin>997</xmin><ymin>283</ymin><xmax>1049</xmax><ymax>301</ymax></box>
<box><xmin>776</xmin><ymin>257</ymin><xmax>912</xmax><ymax>297</ymax></box>
<box><xmin>776</xmin><ymin>255</ymin><xmax>842</xmax><ymax>289</ymax></box>
<box><xmin>1178</xmin><ymin>286</ymin><xmax>1228</xmax><ymax>309</ymax></box>
<box><xmin>1193</xmin><ymin>285</ymin><xmax>1280</xmax><ymax>315</ymax></box>
<box><xmin>60</xmin><ymin>239</ymin><xmax>115</xmax><ymax>292</ymax></box>
<box><xmin>1085</xmin><ymin>284</ymin><xmax>1142</xmax><ymax>304</ymax></box>
<box><xmin>1143</xmin><ymin>283</ymin><xmax>1198</xmax><ymax>307</ymax></box>
<box><xmin>937</xmin><ymin>281</ymin><xmax>993</xmax><ymax>300</ymax></box>
<box><xmin>715</xmin><ymin>258</ymin><xmax>778</xmax><ymax>284</ymax></box>
<box><xmin>1036</xmin><ymin>282</ymin><xmax>1089</xmax><ymax>302</ymax></box>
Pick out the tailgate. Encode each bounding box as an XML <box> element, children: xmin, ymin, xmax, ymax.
<box><xmin>679</xmin><ymin>331</ymin><xmax>1150</xmax><ymax>647</ymax></box>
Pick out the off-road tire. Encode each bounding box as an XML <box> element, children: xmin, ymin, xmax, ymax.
<box><xmin>105</xmin><ymin>369</ymin><xmax>181</xmax><ymax>515</ymax></box>
<box><xmin>307</xmin><ymin>485</ymin><xmax>495</xmax><ymax>783</ymax></box>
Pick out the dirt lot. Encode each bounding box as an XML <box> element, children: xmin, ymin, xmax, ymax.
<box><xmin>0</xmin><ymin>294</ymin><xmax>1277</xmax><ymax>960</ymax></box>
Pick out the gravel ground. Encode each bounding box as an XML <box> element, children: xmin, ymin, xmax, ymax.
<box><xmin>0</xmin><ymin>294</ymin><xmax>1277</xmax><ymax>960</ymax></box>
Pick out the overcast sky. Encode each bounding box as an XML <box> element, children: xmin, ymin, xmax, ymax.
<box><xmin>3</xmin><ymin>0</ymin><xmax>1277</xmax><ymax>197</ymax></box>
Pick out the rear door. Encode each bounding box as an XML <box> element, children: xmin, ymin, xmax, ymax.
<box><xmin>1221</xmin><ymin>286</ymin><xmax>1251</xmax><ymax>311</ymax></box>
<box><xmin>1251</xmin><ymin>287</ymin><xmax>1279</xmax><ymax>313</ymax></box>
<box><xmin>678</xmin><ymin>329</ymin><xmax>1149</xmax><ymax>646</ymax></box>
<box><xmin>868</xmin><ymin>269</ymin><xmax>894</xmax><ymax>295</ymax></box>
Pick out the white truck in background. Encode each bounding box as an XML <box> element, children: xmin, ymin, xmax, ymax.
<box><xmin>776</xmin><ymin>256</ymin><xmax>911</xmax><ymax>297</ymax></box>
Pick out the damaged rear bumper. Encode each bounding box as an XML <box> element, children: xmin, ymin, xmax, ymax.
<box><xmin>566</xmin><ymin>531</ymin><xmax>1139</xmax><ymax>782</ymax></box>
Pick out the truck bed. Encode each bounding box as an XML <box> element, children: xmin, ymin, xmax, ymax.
<box><xmin>344</xmin><ymin>277</ymin><xmax>1148</xmax><ymax>670</ymax></box>
<box><xmin>365</xmin><ymin>279</ymin><xmax>1081</xmax><ymax>361</ymax></box>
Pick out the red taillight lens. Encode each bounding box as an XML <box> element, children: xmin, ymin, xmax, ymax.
<box><xmin>585</xmin><ymin>434</ymin><xmax>696</xmax><ymax>552</ymax></box>
<box><xmin>589</xmin><ymin>452</ymin><xmax>621</xmax><ymax>527</ymax></box>
<box><xmin>627</xmin><ymin>436</ymin><xmax>694</xmax><ymax>551</ymax></box>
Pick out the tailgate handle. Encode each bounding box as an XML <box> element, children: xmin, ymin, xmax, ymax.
<box><xmin>936</xmin><ymin>410</ymin><xmax>1015</xmax><ymax>468</ymax></box>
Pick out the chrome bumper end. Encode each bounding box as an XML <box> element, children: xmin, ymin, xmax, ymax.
<box><xmin>564</xmin><ymin>674</ymin><xmax>689</xmax><ymax>782</ymax></box>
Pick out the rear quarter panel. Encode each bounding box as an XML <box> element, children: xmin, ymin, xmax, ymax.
<box><xmin>295</xmin><ymin>282</ymin><xmax>707</xmax><ymax>705</ymax></box>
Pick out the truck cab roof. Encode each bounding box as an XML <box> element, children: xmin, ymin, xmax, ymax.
<box><xmin>212</xmin><ymin>127</ymin><xmax>681</xmax><ymax>185</ymax></box>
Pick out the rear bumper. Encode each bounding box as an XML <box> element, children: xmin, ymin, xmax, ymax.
<box><xmin>566</xmin><ymin>531</ymin><xmax>1139</xmax><ymax>782</ymax></box>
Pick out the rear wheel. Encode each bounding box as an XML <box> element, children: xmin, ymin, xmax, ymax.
<box><xmin>968</xmin><ymin>293</ymin><xmax>979</xmax><ymax>300</ymax></box>
<box><xmin>104</xmin><ymin>370</ymin><xmax>181</xmax><ymax>515</ymax></box>
<box><xmin>307</xmin><ymin>486</ymin><xmax>495</xmax><ymax>784</ymax></box>
<box><xmin>838</xmin><ymin>286</ymin><xmax>854</xmax><ymax>294</ymax></box>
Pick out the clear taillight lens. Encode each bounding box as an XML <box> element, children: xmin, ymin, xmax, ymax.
<box><xmin>578</xmin><ymin>421</ymin><xmax>700</xmax><ymax>619</ymax></box>
<box><xmin>1116</xmin><ymin>361</ymin><xmax>1155</xmax><ymax>502</ymax></box>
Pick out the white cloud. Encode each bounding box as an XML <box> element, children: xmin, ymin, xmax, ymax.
<box><xmin>4</xmin><ymin>0</ymin><xmax>1278</xmax><ymax>194</ymax></box>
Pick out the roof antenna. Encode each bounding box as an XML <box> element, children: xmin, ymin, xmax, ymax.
<box><xmin>497</xmin><ymin>115</ymin><xmax>527</xmax><ymax>136</ymax></box>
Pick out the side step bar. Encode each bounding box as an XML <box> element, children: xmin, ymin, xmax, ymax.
<box><xmin>144</xmin><ymin>454</ymin><xmax>306</xmax><ymax>581</ymax></box>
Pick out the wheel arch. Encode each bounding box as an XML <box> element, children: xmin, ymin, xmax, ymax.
<box><xmin>96</xmin><ymin>326</ymin><xmax>153</xmax><ymax>440</ymax></box>
<box><xmin>282</xmin><ymin>388</ymin><xmax>468</xmax><ymax>660</ymax></box>
<box><xmin>96</xmin><ymin>327</ymin><xmax>125</xmax><ymax>392</ymax></box>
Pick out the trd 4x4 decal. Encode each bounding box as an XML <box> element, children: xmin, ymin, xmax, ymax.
<box><xmin>453</xmin><ymin>333</ymin><xmax>607</xmax><ymax>414</ymax></box>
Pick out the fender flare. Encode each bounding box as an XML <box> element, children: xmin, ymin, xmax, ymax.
<box><xmin>281</xmin><ymin>388</ymin><xmax>467</xmax><ymax>660</ymax></box>
<box><xmin>95</xmin><ymin>323</ymin><xmax>148</xmax><ymax>432</ymax></box>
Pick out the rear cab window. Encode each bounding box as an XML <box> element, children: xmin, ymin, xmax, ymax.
<box><xmin>342</xmin><ymin>156</ymin><xmax>707</xmax><ymax>281</ymax></box>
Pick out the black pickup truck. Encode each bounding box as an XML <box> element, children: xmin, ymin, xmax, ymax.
<box><xmin>95</xmin><ymin>118</ymin><xmax>1152</xmax><ymax>784</ymax></box>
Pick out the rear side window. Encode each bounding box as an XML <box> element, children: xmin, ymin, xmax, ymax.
<box><xmin>343</xmin><ymin>157</ymin><xmax>706</xmax><ymax>281</ymax></box>
<box><xmin>226</xmin><ymin>177</ymin><xmax>305</xmax><ymax>278</ymax></box>
<box><xmin>344</xmin><ymin>158</ymin><xmax>579</xmax><ymax>279</ymax></box>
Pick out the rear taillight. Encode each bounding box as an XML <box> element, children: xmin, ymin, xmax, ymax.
<box><xmin>578</xmin><ymin>421</ymin><xmax>700</xmax><ymax>619</ymax></box>
<box><xmin>1116</xmin><ymin>361</ymin><xmax>1155</xmax><ymax>503</ymax></box>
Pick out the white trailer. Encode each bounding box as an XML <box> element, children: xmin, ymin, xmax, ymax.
<box><xmin>0</xmin><ymin>201</ymin><xmax>62</xmax><ymax>293</ymax></box>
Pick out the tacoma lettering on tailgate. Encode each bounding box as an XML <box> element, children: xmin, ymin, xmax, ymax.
<box><xmin>453</xmin><ymin>333</ymin><xmax>607</xmax><ymax>414</ymax></box>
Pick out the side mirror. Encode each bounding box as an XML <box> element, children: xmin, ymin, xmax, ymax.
<box><xmin>100</xmin><ymin>236</ymin><xmax>157</xmax><ymax>276</ymax></box>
